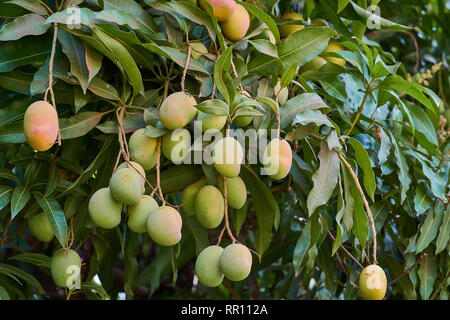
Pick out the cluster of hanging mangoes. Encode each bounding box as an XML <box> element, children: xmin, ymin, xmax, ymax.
<box><xmin>20</xmin><ymin>0</ymin><xmax>389</xmax><ymax>299</ymax></box>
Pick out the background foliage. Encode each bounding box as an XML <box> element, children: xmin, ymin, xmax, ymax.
<box><xmin>0</xmin><ymin>0</ymin><xmax>448</xmax><ymax>300</ymax></box>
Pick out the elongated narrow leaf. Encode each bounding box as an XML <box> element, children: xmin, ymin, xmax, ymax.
<box><xmin>416</xmin><ymin>204</ymin><xmax>444</xmax><ymax>253</ymax></box>
<box><xmin>278</xmin><ymin>27</ymin><xmax>336</xmax><ymax>68</ymax></box>
<box><xmin>214</xmin><ymin>47</ymin><xmax>233</xmax><ymax>105</ymax></box>
<box><xmin>34</xmin><ymin>193</ymin><xmax>67</xmax><ymax>247</ymax></box>
<box><xmin>280</xmin><ymin>93</ymin><xmax>328</xmax><ymax>128</ymax></box>
<box><xmin>0</xmin><ymin>13</ymin><xmax>49</xmax><ymax>41</ymax></box>
<box><xmin>241</xmin><ymin>166</ymin><xmax>279</xmax><ymax>259</ymax></box>
<box><xmin>237</xmin><ymin>1</ymin><xmax>280</xmax><ymax>43</ymax></box>
<box><xmin>418</xmin><ymin>250</ymin><xmax>437</xmax><ymax>300</ymax></box>
<box><xmin>0</xmin><ymin>36</ymin><xmax>50</xmax><ymax>72</ymax></box>
<box><xmin>293</xmin><ymin>221</ymin><xmax>311</xmax><ymax>276</ymax></box>
<box><xmin>436</xmin><ymin>206</ymin><xmax>450</xmax><ymax>255</ymax></box>
<box><xmin>0</xmin><ymin>186</ymin><xmax>13</xmax><ymax>211</ymax></box>
<box><xmin>0</xmin><ymin>263</ymin><xmax>44</xmax><ymax>294</ymax></box>
<box><xmin>9</xmin><ymin>253</ymin><xmax>51</xmax><ymax>268</ymax></box>
<box><xmin>11</xmin><ymin>186</ymin><xmax>31</xmax><ymax>218</ymax></box>
<box><xmin>307</xmin><ymin>142</ymin><xmax>340</xmax><ymax>215</ymax></box>
<box><xmin>59</xmin><ymin>112</ymin><xmax>103</xmax><ymax>140</ymax></box>
<box><xmin>348</xmin><ymin>137</ymin><xmax>376</xmax><ymax>201</ymax></box>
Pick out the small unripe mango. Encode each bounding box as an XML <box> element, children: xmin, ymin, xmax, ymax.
<box><xmin>263</xmin><ymin>138</ymin><xmax>292</xmax><ymax>180</ymax></box>
<box><xmin>195</xmin><ymin>111</ymin><xmax>227</xmax><ymax>132</ymax></box>
<box><xmin>201</xmin><ymin>0</ymin><xmax>236</xmax><ymax>22</ymax></box>
<box><xmin>129</xmin><ymin>128</ymin><xmax>158</xmax><ymax>170</ymax></box>
<box><xmin>29</xmin><ymin>212</ymin><xmax>54</xmax><ymax>242</ymax></box>
<box><xmin>128</xmin><ymin>195</ymin><xmax>158</xmax><ymax>233</ymax></box>
<box><xmin>220</xmin><ymin>243</ymin><xmax>252</xmax><ymax>281</ymax></box>
<box><xmin>159</xmin><ymin>92</ymin><xmax>197</xmax><ymax>130</ymax></box>
<box><xmin>218</xmin><ymin>176</ymin><xmax>247</xmax><ymax>209</ymax></box>
<box><xmin>359</xmin><ymin>264</ymin><xmax>387</xmax><ymax>300</ymax></box>
<box><xmin>109</xmin><ymin>168</ymin><xmax>143</xmax><ymax>205</ymax></box>
<box><xmin>195</xmin><ymin>185</ymin><xmax>224</xmax><ymax>229</ymax></box>
<box><xmin>51</xmin><ymin>248</ymin><xmax>81</xmax><ymax>288</ymax></box>
<box><xmin>213</xmin><ymin>137</ymin><xmax>244</xmax><ymax>178</ymax></box>
<box><xmin>162</xmin><ymin>129</ymin><xmax>191</xmax><ymax>164</ymax></box>
<box><xmin>322</xmin><ymin>40</ymin><xmax>346</xmax><ymax>67</ymax></box>
<box><xmin>117</xmin><ymin>161</ymin><xmax>146</xmax><ymax>193</ymax></box>
<box><xmin>147</xmin><ymin>206</ymin><xmax>182</xmax><ymax>246</ymax></box>
<box><xmin>220</xmin><ymin>4</ymin><xmax>250</xmax><ymax>41</ymax></box>
<box><xmin>279</xmin><ymin>12</ymin><xmax>304</xmax><ymax>38</ymax></box>
<box><xmin>300</xmin><ymin>56</ymin><xmax>328</xmax><ymax>72</ymax></box>
<box><xmin>88</xmin><ymin>187</ymin><xmax>122</xmax><ymax>229</ymax></box>
<box><xmin>181</xmin><ymin>178</ymin><xmax>208</xmax><ymax>216</ymax></box>
<box><xmin>195</xmin><ymin>245</ymin><xmax>224</xmax><ymax>287</ymax></box>
<box><xmin>23</xmin><ymin>100</ymin><xmax>59</xmax><ymax>151</ymax></box>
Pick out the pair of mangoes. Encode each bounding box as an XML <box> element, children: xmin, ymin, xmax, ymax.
<box><xmin>181</xmin><ymin>175</ymin><xmax>247</xmax><ymax>228</ymax></box>
<box><xmin>202</xmin><ymin>0</ymin><xmax>250</xmax><ymax>41</ymax></box>
<box><xmin>195</xmin><ymin>243</ymin><xmax>253</xmax><ymax>287</ymax></box>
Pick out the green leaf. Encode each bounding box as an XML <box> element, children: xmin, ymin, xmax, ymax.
<box><xmin>248</xmin><ymin>39</ymin><xmax>278</xmax><ymax>57</ymax></box>
<box><xmin>416</xmin><ymin>204</ymin><xmax>444</xmax><ymax>253</ymax></box>
<box><xmin>59</xmin><ymin>112</ymin><xmax>103</xmax><ymax>140</ymax></box>
<box><xmin>237</xmin><ymin>1</ymin><xmax>280</xmax><ymax>44</ymax></box>
<box><xmin>241</xmin><ymin>166</ymin><xmax>279</xmax><ymax>259</ymax></box>
<box><xmin>0</xmin><ymin>263</ymin><xmax>44</xmax><ymax>294</ymax></box>
<box><xmin>214</xmin><ymin>47</ymin><xmax>233</xmax><ymax>105</ymax></box>
<box><xmin>389</xmin><ymin>132</ymin><xmax>411</xmax><ymax>203</ymax></box>
<box><xmin>148</xmin><ymin>165</ymin><xmax>204</xmax><ymax>194</ymax></box>
<box><xmin>338</xmin><ymin>0</ymin><xmax>350</xmax><ymax>13</ymax></box>
<box><xmin>414</xmin><ymin>182</ymin><xmax>432</xmax><ymax>216</ymax></box>
<box><xmin>0</xmin><ymin>186</ymin><xmax>13</xmax><ymax>211</ymax></box>
<box><xmin>307</xmin><ymin>142</ymin><xmax>340</xmax><ymax>216</ymax></box>
<box><xmin>0</xmin><ymin>168</ymin><xmax>21</xmax><ymax>185</ymax></box>
<box><xmin>103</xmin><ymin>0</ymin><xmax>157</xmax><ymax>33</ymax></box>
<box><xmin>57</xmin><ymin>28</ymin><xmax>90</xmax><ymax>93</ymax></box>
<box><xmin>87</xmin><ymin>77</ymin><xmax>121</xmax><ymax>101</ymax></box>
<box><xmin>279</xmin><ymin>61</ymin><xmax>297</xmax><ymax>89</ymax></box>
<box><xmin>418</xmin><ymin>250</ymin><xmax>437</xmax><ymax>300</ymax></box>
<box><xmin>317</xmin><ymin>240</ymin><xmax>337</xmax><ymax>296</ymax></box>
<box><xmin>11</xmin><ymin>186</ymin><xmax>31</xmax><ymax>218</ymax></box>
<box><xmin>0</xmin><ymin>35</ymin><xmax>50</xmax><ymax>72</ymax></box>
<box><xmin>436</xmin><ymin>206</ymin><xmax>450</xmax><ymax>255</ymax></box>
<box><xmin>280</xmin><ymin>93</ymin><xmax>328</xmax><ymax>128</ymax></box>
<box><xmin>34</xmin><ymin>193</ymin><xmax>67</xmax><ymax>248</ymax></box>
<box><xmin>5</xmin><ymin>0</ymin><xmax>48</xmax><ymax>16</ymax></box>
<box><xmin>293</xmin><ymin>110</ymin><xmax>334</xmax><ymax>128</ymax></box>
<box><xmin>9</xmin><ymin>253</ymin><xmax>51</xmax><ymax>268</ymax></box>
<box><xmin>195</xmin><ymin>99</ymin><xmax>229</xmax><ymax>116</ymax></box>
<box><xmin>278</xmin><ymin>27</ymin><xmax>336</xmax><ymax>68</ymax></box>
<box><xmin>347</xmin><ymin>137</ymin><xmax>376</xmax><ymax>201</ymax></box>
<box><xmin>183</xmin><ymin>215</ymin><xmax>209</xmax><ymax>255</ymax></box>
<box><xmin>92</xmin><ymin>27</ymin><xmax>143</xmax><ymax>96</ymax></box>
<box><xmin>230</xmin><ymin>202</ymin><xmax>247</xmax><ymax>236</ymax></box>
<box><xmin>293</xmin><ymin>221</ymin><xmax>311</xmax><ymax>276</ymax></box>
<box><xmin>144</xmin><ymin>123</ymin><xmax>168</xmax><ymax>138</ymax></box>
<box><xmin>0</xmin><ymin>13</ymin><xmax>49</xmax><ymax>41</ymax></box>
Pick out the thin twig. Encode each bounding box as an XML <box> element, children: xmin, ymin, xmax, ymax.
<box><xmin>387</xmin><ymin>253</ymin><xmax>428</xmax><ymax>286</ymax></box>
<box><xmin>328</xmin><ymin>231</ymin><xmax>364</xmax><ymax>270</ymax></box>
<box><xmin>430</xmin><ymin>271</ymin><xmax>450</xmax><ymax>300</ymax></box>
<box><xmin>222</xmin><ymin>176</ymin><xmax>237</xmax><ymax>243</ymax></box>
<box><xmin>222</xmin><ymin>280</ymin><xmax>240</xmax><ymax>300</ymax></box>
<box><xmin>216</xmin><ymin>226</ymin><xmax>226</xmax><ymax>245</ymax></box>
<box><xmin>0</xmin><ymin>217</ymin><xmax>12</xmax><ymax>246</ymax></box>
<box><xmin>336</xmin><ymin>151</ymin><xmax>378</xmax><ymax>264</ymax></box>
<box><xmin>181</xmin><ymin>45</ymin><xmax>192</xmax><ymax>93</ymax></box>
<box><xmin>156</xmin><ymin>138</ymin><xmax>166</xmax><ymax>206</ymax></box>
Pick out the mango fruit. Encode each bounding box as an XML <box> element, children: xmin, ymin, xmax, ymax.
<box><xmin>219</xmin><ymin>243</ymin><xmax>252</xmax><ymax>281</ymax></box>
<box><xmin>23</xmin><ymin>100</ymin><xmax>59</xmax><ymax>151</ymax></box>
<box><xmin>162</xmin><ymin>128</ymin><xmax>191</xmax><ymax>164</ymax></box>
<box><xmin>28</xmin><ymin>212</ymin><xmax>54</xmax><ymax>242</ymax></box>
<box><xmin>128</xmin><ymin>195</ymin><xmax>158</xmax><ymax>233</ymax></box>
<box><xmin>359</xmin><ymin>264</ymin><xmax>387</xmax><ymax>300</ymax></box>
<box><xmin>263</xmin><ymin>138</ymin><xmax>292</xmax><ymax>180</ymax></box>
<box><xmin>195</xmin><ymin>111</ymin><xmax>227</xmax><ymax>132</ymax></box>
<box><xmin>147</xmin><ymin>206</ymin><xmax>182</xmax><ymax>246</ymax></box>
<box><xmin>181</xmin><ymin>178</ymin><xmax>208</xmax><ymax>216</ymax></box>
<box><xmin>129</xmin><ymin>128</ymin><xmax>158</xmax><ymax>171</ymax></box>
<box><xmin>195</xmin><ymin>185</ymin><xmax>224</xmax><ymax>229</ymax></box>
<box><xmin>220</xmin><ymin>4</ymin><xmax>250</xmax><ymax>41</ymax></box>
<box><xmin>109</xmin><ymin>168</ymin><xmax>143</xmax><ymax>205</ymax></box>
<box><xmin>88</xmin><ymin>187</ymin><xmax>122</xmax><ymax>229</ymax></box>
<box><xmin>195</xmin><ymin>245</ymin><xmax>224</xmax><ymax>287</ymax></box>
<box><xmin>117</xmin><ymin>161</ymin><xmax>146</xmax><ymax>193</ymax></box>
<box><xmin>201</xmin><ymin>0</ymin><xmax>235</xmax><ymax>21</ymax></box>
<box><xmin>213</xmin><ymin>137</ymin><xmax>244</xmax><ymax>178</ymax></box>
<box><xmin>322</xmin><ymin>40</ymin><xmax>346</xmax><ymax>67</ymax></box>
<box><xmin>159</xmin><ymin>92</ymin><xmax>197</xmax><ymax>130</ymax></box>
<box><xmin>51</xmin><ymin>248</ymin><xmax>81</xmax><ymax>288</ymax></box>
<box><xmin>218</xmin><ymin>176</ymin><xmax>247</xmax><ymax>209</ymax></box>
